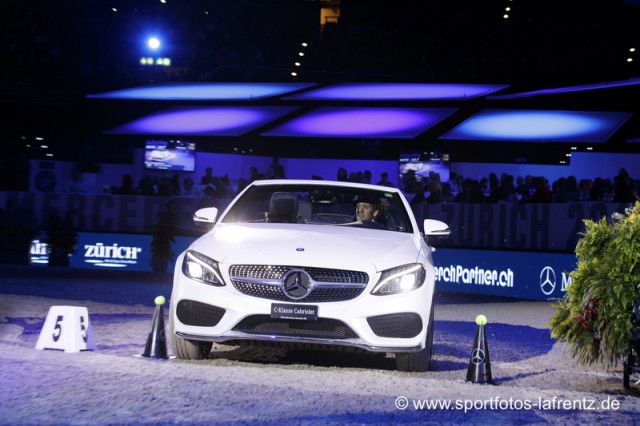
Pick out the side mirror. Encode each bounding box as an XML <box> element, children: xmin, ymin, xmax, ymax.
<box><xmin>193</xmin><ymin>207</ymin><xmax>218</xmax><ymax>227</ymax></box>
<box><xmin>423</xmin><ymin>219</ymin><xmax>450</xmax><ymax>238</ymax></box>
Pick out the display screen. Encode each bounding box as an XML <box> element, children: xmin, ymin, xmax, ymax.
<box><xmin>398</xmin><ymin>152</ymin><xmax>450</xmax><ymax>193</ymax></box>
<box><xmin>144</xmin><ymin>139</ymin><xmax>196</xmax><ymax>172</ymax></box>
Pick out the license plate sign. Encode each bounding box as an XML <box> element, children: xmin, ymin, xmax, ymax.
<box><xmin>271</xmin><ymin>303</ymin><xmax>318</xmax><ymax>321</ymax></box>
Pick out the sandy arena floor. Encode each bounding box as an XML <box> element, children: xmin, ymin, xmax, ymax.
<box><xmin>1</xmin><ymin>265</ymin><xmax>639</xmax><ymax>425</ymax></box>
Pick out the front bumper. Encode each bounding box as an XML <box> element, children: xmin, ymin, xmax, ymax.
<box><xmin>171</xmin><ymin>257</ymin><xmax>435</xmax><ymax>354</ymax></box>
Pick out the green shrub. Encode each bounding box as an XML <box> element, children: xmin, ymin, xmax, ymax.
<box><xmin>549</xmin><ymin>201</ymin><xmax>640</xmax><ymax>366</ymax></box>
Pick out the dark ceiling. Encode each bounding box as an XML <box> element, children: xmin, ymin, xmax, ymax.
<box><xmin>1</xmin><ymin>0</ymin><xmax>639</xmax><ymax>165</ymax></box>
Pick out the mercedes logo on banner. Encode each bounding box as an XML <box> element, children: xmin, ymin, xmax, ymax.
<box><xmin>282</xmin><ymin>268</ymin><xmax>313</xmax><ymax>300</ymax></box>
<box><xmin>539</xmin><ymin>266</ymin><xmax>557</xmax><ymax>296</ymax></box>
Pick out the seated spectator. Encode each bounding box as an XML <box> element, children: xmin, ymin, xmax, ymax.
<box><xmin>113</xmin><ymin>174</ymin><xmax>137</xmax><ymax>195</ymax></box>
<box><xmin>138</xmin><ymin>174</ymin><xmax>157</xmax><ymax>196</ymax></box>
<box><xmin>565</xmin><ymin>176</ymin><xmax>580</xmax><ymax>202</ymax></box>
<box><xmin>441</xmin><ymin>182</ymin><xmax>456</xmax><ymax>203</ymax></box>
<box><xmin>490</xmin><ymin>174</ymin><xmax>516</xmax><ymax>202</ymax></box>
<box><xmin>401</xmin><ymin>169</ymin><xmax>419</xmax><ymax>194</ymax></box>
<box><xmin>516</xmin><ymin>176</ymin><xmax>530</xmax><ymax>202</ymax></box>
<box><xmin>376</xmin><ymin>172</ymin><xmax>394</xmax><ymax>187</ymax></box>
<box><xmin>578</xmin><ymin>179</ymin><xmax>592</xmax><ymax>201</ymax></box>
<box><xmin>613</xmin><ymin>169</ymin><xmax>636</xmax><ymax>202</ymax></box>
<box><xmin>426</xmin><ymin>181</ymin><xmax>442</xmax><ymax>204</ymax></box>
<box><xmin>249</xmin><ymin>166</ymin><xmax>264</xmax><ymax>182</ymax></box>
<box><xmin>266</xmin><ymin>157</ymin><xmax>285</xmax><ymax>179</ymax></box>
<box><xmin>529</xmin><ymin>177</ymin><xmax>551</xmax><ymax>203</ymax></box>
<box><xmin>201</xmin><ymin>167</ymin><xmax>215</xmax><ymax>185</ymax></box>
<box><xmin>337</xmin><ymin>167</ymin><xmax>348</xmax><ymax>182</ymax></box>
<box><xmin>182</xmin><ymin>177</ymin><xmax>196</xmax><ymax>196</ymax></box>
<box><xmin>455</xmin><ymin>179</ymin><xmax>485</xmax><ymax>203</ymax></box>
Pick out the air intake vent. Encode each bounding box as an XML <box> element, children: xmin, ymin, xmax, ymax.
<box><xmin>176</xmin><ymin>300</ymin><xmax>225</xmax><ymax>327</ymax></box>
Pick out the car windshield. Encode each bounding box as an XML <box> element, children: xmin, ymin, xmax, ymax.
<box><xmin>221</xmin><ymin>183</ymin><xmax>412</xmax><ymax>233</ymax></box>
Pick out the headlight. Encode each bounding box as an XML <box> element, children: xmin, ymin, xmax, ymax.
<box><xmin>182</xmin><ymin>250</ymin><xmax>225</xmax><ymax>286</ymax></box>
<box><xmin>371</xmin><ymin>263</ymin><xmax>425</xmax><ymax>295</ymax></box>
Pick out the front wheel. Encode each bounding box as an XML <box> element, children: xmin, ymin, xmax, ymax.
<box><xmin>169</xmin><ymin>311</ymin><xmax>213</xmax><ymax>360</ymax></box>
<box><xmin>395</xmin><ymin>305</ymin><xmax>434</xmax><ymax>372</ymax></box>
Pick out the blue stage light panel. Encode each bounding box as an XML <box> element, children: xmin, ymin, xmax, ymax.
<box><xmin>439</xmin><ymin>109</ymin><xmax>632</xmax><ymax>142</ymax></box>
<box><xmin>284</xmin><ymin>83</ymin><xmax>509</xmax><ymax>101</ymax></box>
<box><xmin>88</xmin><ymin>82</ymin><xmax>316</xmax><ymax>100</ymax></box>
<box><xmin>261</xmin><ymin>107</ymin><xmax>457</xmax><ymax>139</ymax></box>
<box><xmin>488</xmin><ymin>77</ymin><xmax>640</xmax><ymax>100</ymax></box>
<box><xmin>105</xmin><ymin>106</ymin><xmax>298</xmax><ymax>136</ymax></box>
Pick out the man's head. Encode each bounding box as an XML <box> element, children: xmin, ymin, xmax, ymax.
<box><xmin>354</xmin><ymin>196</ymin><xmax>381</xmax><ymax>222</ymax></box>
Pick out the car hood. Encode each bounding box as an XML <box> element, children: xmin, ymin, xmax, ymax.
<box><xmin>189</xmin><ymin>223</ymin><xmax>421</xmax><ymax>271</ymax></box>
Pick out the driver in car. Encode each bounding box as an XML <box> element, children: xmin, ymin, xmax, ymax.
<box><xmin>354</xmin><ymin>196</ymin><xmax>385</xmax><ymax>229</ymax></box>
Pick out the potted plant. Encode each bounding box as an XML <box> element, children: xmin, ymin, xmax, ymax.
<box><xmin>45</xmin><ymin>211</ymin><xmax>78</xmax><ymax>267</ymax></box>
<box><xmin>149</xmin><ymin>199</ymin><xmax>177</xmax><ymax>274</ymax></box>
<box><xmin>549</xmin><ymin>201</ymin><xmax>640</xmax><ymax>366</ymax></box>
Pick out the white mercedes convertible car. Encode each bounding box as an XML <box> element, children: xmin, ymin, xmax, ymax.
<box><xmin>170</xmin><ymin>179</ymin><xmax>450</xmax><ymax>372</ymax></box>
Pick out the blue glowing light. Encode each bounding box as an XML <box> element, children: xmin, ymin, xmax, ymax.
<box><xmin>262</xmin><ymin>107</ymin><xmax>457</xmax><ymax>139</ymax></box>
<box><xmin>147</xmin><ymin>37</ymin><xmax>161</xmax><ymax>50</ymax></box>
<box><xmin>105</xmin><ymin>106</ymin><xmax>297</xmax><ymax>136</ymax></box>
<box><xmin>440</xmin><ymin>109</ymin><xmax>631</xmax><ymax>142</ymax></box>
<box><xmin>284</xmin><ymin>83</ymin><xmax>509</xmax><ymax>101</ymax></box>
<box><xmin>488</xmin><ymin>77</ymin><xmax>640</xmax><ymax>100</ymax></box>
<box><xmin>88</xmin><ymin>82</ymin><xmax>316</xmax><ymax>101</ymax></box>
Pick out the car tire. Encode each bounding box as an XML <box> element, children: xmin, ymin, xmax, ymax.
<box><xmin>169</xmin><ymin>310</ymin><xmax>213</xmax><ymax>360</ymax></box>
<box><xmin>395</xmin><ymin>305</ymin><xmax>434</xmax><ymax>372</ymax></box>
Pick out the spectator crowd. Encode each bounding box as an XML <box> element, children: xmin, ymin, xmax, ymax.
<box><xmin>404</xmin><ymin>169</ymin><xmax>638</xmax><ymax>205</ymax></box>
<box><xmin>101</xmin><ymin>165</ymin><xmax>638</xmax><ymax>208</ymax></box>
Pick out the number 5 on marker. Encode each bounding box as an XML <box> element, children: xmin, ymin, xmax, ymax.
<box><xmin>36</xmin><ymin>306</ymin><xmax>95</xmax><ymax>353</ymax></box>
<box><xmin>52</xmin><ymin>315</ymin><xmax>63</xmax><ymax>342</ymax></box>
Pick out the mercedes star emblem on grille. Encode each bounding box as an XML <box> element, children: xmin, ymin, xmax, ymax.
<box><xmin>282</xmin><ymin>268</ymin><xmax>313</xmax><ymax>300</ymax></box>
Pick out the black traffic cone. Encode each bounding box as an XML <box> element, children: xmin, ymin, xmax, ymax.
<box><xmin>466</xmin><ymin>314</ymin><xmax>493</xmax><ymax>384</ymax></box>
<box><xmin>142</xmin><ymin>295</ymin><xmax>168</xmax><ymax>359</ymax></box>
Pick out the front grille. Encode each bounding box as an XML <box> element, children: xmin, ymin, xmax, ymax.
<box><xmin>233</xmin><ymin>315</ymin><xmax>359</xmax><ymax>339</ymax></box>
<box><xmin>229</xmin><ymin>265</ymin><xmax>368</xmax><ymax>302</ymax></box>
<box><xmin>367</xmin><ymin>313</ymin><xmax>423</xmax><ymax>338</ymax></box>
<box><xmin>176</xmin><ymin>300</ymin><xmax>225</xmax><ymax>327</ymax></box>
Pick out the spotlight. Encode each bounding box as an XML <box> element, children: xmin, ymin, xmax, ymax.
<box><xmin>148</xmin><ymin>37</ymin><xmax>161</xmax><ymax>50</ymax></box>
